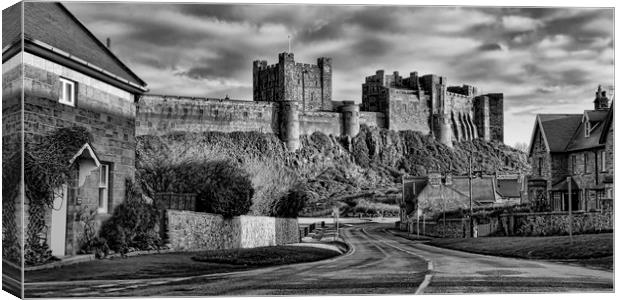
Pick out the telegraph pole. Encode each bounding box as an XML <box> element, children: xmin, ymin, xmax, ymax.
<box><xmin>469</xmin><ymin>155</ymin><xmax>474</xmax><ymax>238</ymax></box>
<box><xmin>567</xmin><ymin>176</ymin><xmax>573</xmax><ymax>244</ymax></box>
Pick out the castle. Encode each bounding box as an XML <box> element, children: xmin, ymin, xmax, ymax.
<box><xmin>136</xmin><ymin>52</ymin><xmax>504</xmax><ymax>150</ymax></box>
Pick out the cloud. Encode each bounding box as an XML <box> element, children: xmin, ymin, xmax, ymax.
<box><xmin>64</xmin><ymin>3</ymin><xmax>613</xmax><ymax>146</ymax></box>
<box><xmin>502</xmin><ymin>15</ymin><xmax>544</xmax><ymax>32</ymax></box>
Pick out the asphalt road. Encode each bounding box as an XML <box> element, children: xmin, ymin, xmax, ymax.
<box><xmin>24</xmin><ymin>223</ymin><xmax>613</xmax><ymax>297</ymax></box>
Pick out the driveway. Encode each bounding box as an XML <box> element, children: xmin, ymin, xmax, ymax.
<box><xmin>24</xmin><ymin>223</ymin><xmax>613</xmax><ymax>297</ymax></box>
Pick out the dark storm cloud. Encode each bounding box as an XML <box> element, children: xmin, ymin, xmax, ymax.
<box><xmin>175</xmin><ymin>50</ymin><xmax>248</xmax><ymax>80</ymax></box>
<box><xmin>477</xmin><ymin>43</ymin><xmax>503</xmax><ymax>51</ymax></box>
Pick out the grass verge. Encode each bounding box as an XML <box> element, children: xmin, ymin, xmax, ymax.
<box><xmin>191</xmin><ymin>245</ymin><xmax>338</xmax><ymax>266</ymax></box>
<box><xmin>26</xmin><ymin>246</ymin><xmax>339</xmax><ymax>282</ymax></box>
<box><xmin>428</xmin><ymin>233</ymin><xmax>613</xmax><ymax>270</ymax></box>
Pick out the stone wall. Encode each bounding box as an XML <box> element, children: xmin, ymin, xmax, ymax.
<box><xmin>359</xmin><ymin>111</ymin><xmax>385</xmax><ymax>128</ymax></box>
<box><xmin>299</xmin><ymin>111</ymin><xmax>342</xmax><ymax>136</ymax></box>
<box><xmin>22</xmin><ymin>52</ymin><xmax>136</xmax><ymax>214</ymax></box>
<box><xmin>136</xmin><ymin>95</ymin><xmax>277</xmax><ymax>136</ymax></box>
<box><xmin>501</xmin><ymin>211</ymin><xmax>613</xmax><ymax>236</ymax></box>
<box><xmin>166</xmin><ymin>210</ymin><xmax>300</xmax><ymax>251</ymax></box>
<box><xmin>407</xmin><ymin>218</ymin><xmax>471</xmax><ymax>238</ymax></box>
<box><xmin>387</xmin><ymin>88</ymin><xmax>431</xmax><ymax>133</ymax></box>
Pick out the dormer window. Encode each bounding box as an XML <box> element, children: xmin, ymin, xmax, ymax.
<box><xmin>585</xmin><ymin>121</ymin><xmax>591</xmax><ymax>137</ymax></box>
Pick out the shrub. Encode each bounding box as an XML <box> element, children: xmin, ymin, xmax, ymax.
<box><xmin>268</xmin><ymin>183</ymin><xmax>309</xmax><ymax>218</ymax></box>
<box><xmin>137</xmin><ymin>159</ymin><xmax>254</xmax><ymax>218</ymax></box>
<box><xmin>99</xmin><ymin>179</ymin><xmax>161</xmax><ymax>255</ymax></box>
<box><xmin>190</xmin><ymin>160</ymin><xmax>254</xmax><ymax>218</ymax></box>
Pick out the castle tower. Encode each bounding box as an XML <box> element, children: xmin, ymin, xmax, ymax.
<box><xmin>253</xmin><ymin>52</ymin><xmax>333</xmax><ymax>111</ymax></box>
<box><xmin>340</xmin><ymin>101</ymin><xmax>360</xmax><ymax>138</ymax></box>
<box><xmin>594</xmin><ymin>85</ymin><xmax>610</xmax><ymax>110</ymax></box>
<box><xmin>279</xmin><ymin>100</ymin><xmax>300</xmax><ymax>151</ymax></box>
<box><xmin>438</xmin><ymin>114</ymin><xmax>453</xmax><ymax>148</ymax></box>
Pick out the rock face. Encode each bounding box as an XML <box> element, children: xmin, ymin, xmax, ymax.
<box><xmin>137</xmin><ymin>126</ymin><xmax>529</xmax><ymax>217</ymax></box>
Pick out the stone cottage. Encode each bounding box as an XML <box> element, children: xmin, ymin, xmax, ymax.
<box><xmin>2</xmin><ymin>2</ymin><xmax>147</xmax><ymax>257</ymax></box>
<box><xmin>527</xmin><ymin>86</ymin><xmax>613</xmax><ymax>212</ymax></box>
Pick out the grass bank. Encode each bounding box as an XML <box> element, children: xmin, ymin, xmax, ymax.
<box><xmin>26</xmin><ymin>245</ymin><xmax>339</xmax><ymax>282</ymax></box>
<box><xmin>192</xmin><ymin>245</ymin><xmax>338</xmax><ymax>265</ymax></box>
<box><xmin>428</xmin><ymin>233</ymin><xmax>613</xmax><ymax>270</ymax></box>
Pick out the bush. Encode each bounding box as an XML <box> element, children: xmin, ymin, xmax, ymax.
<box><xmin>99</xmin><ymin>179</ymin><xmax>161</xmax><ymax>255</ymax></box>
<box><xmin>268</xmin><ymin>184</ymin><xmax>309</xmax><ymax>218</ymax></box>
<box><xmin>138</xmin><ymin>159</ymin><xmax>254</xmax><ymax>218</ymax></box>
<box><xmin>190</xmin><ymin>160</ymin><xmax>254</xmax><ymax>218</ymax></box>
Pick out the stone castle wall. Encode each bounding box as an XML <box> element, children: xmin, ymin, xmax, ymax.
<box><xmin>166</xmin><ymin>210</ymin><xmax>300</xmax><ymax>251</ymax></box>
<box><xmin>136</xmin><ymin>95</ymin><xmax>278</xmax><ymax>136</ymax></box>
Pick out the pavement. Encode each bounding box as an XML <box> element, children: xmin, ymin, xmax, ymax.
<box><xmin>23</xmin><ymin>222</ymin><xmax>613</xmax><ymax>297</ymax></box>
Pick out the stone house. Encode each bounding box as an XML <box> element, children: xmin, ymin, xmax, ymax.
<box><xmin>2</xmin><ymin>2</ymin><xmax>147</xmax><ymax>257</ymax></box>
<box><xmin>527</xmin><ymin>86</ymin><xmax>613</xmax><ymax>212</ymax></box>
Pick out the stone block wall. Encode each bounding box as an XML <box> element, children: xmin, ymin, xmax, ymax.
<box><xmin>386</xmin><ymin>89</ymin><xmax>431</xmax><ymax>133</ymax></box>
<box><xmin>359</xmin><ymin>111</ymin><xmax>385</xmax><ymax>128</ymax></box>
<box><xmin>22</xmin><ymin>52</ymin><xmax>136</xmax><ymax>214</ymax></box>
<box><xmin>408</xmin><ymin>219</ymin><xmax>471</xmax><ymax>238</ymax></box>
<box><xmin>299</xmin><ymin>111</ymin><xmax>343</xmax><ymax>137</ymax></box>
<box><xmin>136</xmin><ymin>95</ymin><xmax>277</xmax><ymax>136</ymax></box>
<box><xmin>166</xmin><ymin>210</ymin><xmax>300</xmax><ymax>251</ymax></box>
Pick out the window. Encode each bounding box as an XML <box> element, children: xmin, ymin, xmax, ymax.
<box><xmin>537</xmin><ymin>157</ymin><xmax>543</xmax><ymax>176</ymax></box>
<box><xmin>585</xmin><ymin>122</ymin><xmax>591</xmax><ymax>137</ymax></box>
<box><xmin>584</xmin><ymin>152</ymin><xmax>589</xmax><ymax>173</ymax></box>
<box><xmin>601</xmin><ymin>151</ymin><xmax>606</xmax><ymax>172</ymax></box>
<box><xmin>98</xmin><ymin>164</ymin><xmax>110</xmax><ymax>213</ymax></box>
<box><xmin>572</xmin><ymin>155</ymin><xmax>577</xmax><ymax>174</ymax></box>
<box><xmin>59</xmin><ymin>78</ymin><xmax>76</xmax><ymax>106</ymax></box>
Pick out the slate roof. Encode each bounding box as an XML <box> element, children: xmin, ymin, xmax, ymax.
<box><xmin>600</xmin><ymin>102</ymin><xmax>614</xmax><ymax>144</ymax></box>
<box><xmin>565</xmin><ymin>117</ymin><xmax>606</xmax><ymax>152</ymax></box>
<box><xmin>536</xmin><ymin>114</ymin><xmax>582</xmax><ymax>152</ymax></box>
<box><xmin>496</xmin><ymin>178</ymin><xmax>521</xmax><ymax>198</ymax></box>
<box><xmin>2</xmin><ymin>3</ymin><xmax>21</xmax><ymax>48</ymax></box>
<box><xmin>3</xmin><ymin>2</ymin><xmax>146</xmax><ymax>88</ymax></box>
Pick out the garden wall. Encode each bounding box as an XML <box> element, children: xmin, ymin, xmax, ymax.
<box><xmin>500</xmin><ymin>211</ymin><xmax>613</xmax><ymax>236</ymax></box>
<box><xmin>166</xmin><ymin>210</ymin><xmax>300</xmax><ymax>251</ymax></box>
<box><xmin>407</xmin><ymin>218</ymin><xmax>471</xmax><ymax>238</ymax></box>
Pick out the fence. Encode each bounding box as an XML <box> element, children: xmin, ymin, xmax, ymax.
<box><xmin>154</xmin><ymin>193</ymin><xmax>197</xmax><ymax>211</ymax></box>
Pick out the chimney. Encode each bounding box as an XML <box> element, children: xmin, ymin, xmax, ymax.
<box><xmin>106</xmin><ymin>37</ymin><xmax>111</xmax><ymax>49</ymax></box>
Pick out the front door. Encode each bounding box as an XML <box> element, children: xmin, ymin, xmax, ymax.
<box><xmin>50</xmin><ymin>184</ymin><xmax>68</xmax><ymax>257</ymax></box>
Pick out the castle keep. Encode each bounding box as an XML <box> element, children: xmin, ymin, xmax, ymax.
<box><xmin>361</xmin><ymin>70</ymin><xmax>503</xmax><ymax>147</ymax></box>
<box><xmin>137</xmin><ymin>52</ymin><xmax>504</xmax><ymax>150</ymax></box>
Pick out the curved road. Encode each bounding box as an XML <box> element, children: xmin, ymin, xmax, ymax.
<box><xmin>24</xmin><ymin>223</ymin><xmax>613</xmax><ymax>297</ymax></box>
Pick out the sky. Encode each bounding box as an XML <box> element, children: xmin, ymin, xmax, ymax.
<box><xmin>64</xmin><ymin>2</ymin><xmax>614</xmax><ymax>146</ymax></box>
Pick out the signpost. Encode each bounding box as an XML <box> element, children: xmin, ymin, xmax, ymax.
<box><xmin>332</xmin><ymin>206</ymin><xmax>340</xmax><ymax>240</ymax></box>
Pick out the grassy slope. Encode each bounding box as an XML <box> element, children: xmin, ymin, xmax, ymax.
<box><xmin>136</xmin><ymin>126</ymin><xmax>529</xmax><ymax>217</ymax></box>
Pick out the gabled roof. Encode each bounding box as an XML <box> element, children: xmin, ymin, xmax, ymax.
<box><xmin>69</xmin><ymin>143</ymin><xmax>101</xmax><ymax>167</ymax></box>
<box><xmin>3</xmin><ymin>2</ymin><xmax>147</xmax><ymax>92</ymax></box>
<box><xmin>565</xmin><ymin>115</ymin><xmax>606</xmax><ymax>152</ymax></box>
<box><xmin>584</xmin><ymin>110</ymin><xmax>608</xmax><ymax>123</ymax></box>
<box><xmin>2</xmin><ymin>2</ymin><xmax>21</xmax><ymax>48</ymax></box>
<box><xmin>529</xmin><ymin>114</ymin><xmax>582</xmax><ymax>154</ymax></box>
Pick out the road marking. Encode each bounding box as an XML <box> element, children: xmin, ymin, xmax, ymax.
<box><xmin>361</xmin><ymin>228</ymin><xmax>435</xmax><ymax>294</ymax></box>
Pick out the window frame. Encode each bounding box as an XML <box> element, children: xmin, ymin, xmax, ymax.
<box><xmin>59</xmin><ymin>77</ymin><xmax>76</xmax><ymax>107</ymax></box>
<box><xmin>98</xmin><ymin>164</ymin><xmax>110</xmax><ymax>214</ymax></box>
<box><xmin>601</xmin><ymin>150</ymin><xmax>607</xmax><ymax>172</ymax></box>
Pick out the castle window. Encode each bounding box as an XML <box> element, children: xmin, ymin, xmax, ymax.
<box><xmin>59</xmin><ymin>77</ymin><xmax>76</xmax><ymax>107</ymax></box>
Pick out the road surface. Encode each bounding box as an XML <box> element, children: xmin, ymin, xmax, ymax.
<box><xmin>24</xmin><ymin>223</ymin><xmax>613</xmax><ymax>297</ymax></box>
